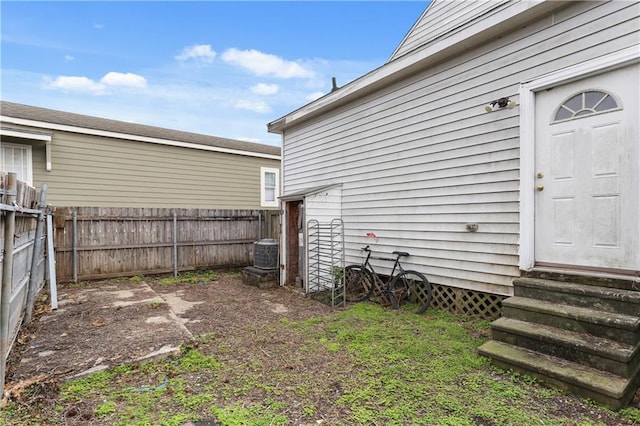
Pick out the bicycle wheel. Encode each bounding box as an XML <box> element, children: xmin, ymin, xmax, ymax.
<box><xmin>344</xmin><ymin>265</ymin><xmax>375</xmax><ymax>303</ymax></box>
<box><xmin>388</xmin><ymin>270</ymin><xmax>432</xmax><ymax>314</ymax></box>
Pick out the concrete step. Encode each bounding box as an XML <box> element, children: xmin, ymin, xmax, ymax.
<box><xmin>490</xmin><ymin>317</ymin><xmax>640</xmax><ymax>377</ymax></box>
<box><xmin>513</xmin><ymin>277</ymin><xmax>640</xmax><ymax>316</ymax></box>
<box><xmin>502</xmin><ymin>296</ymin><xmax>640</xmax><ymax>345</ymax></box>
<box><xmin>477</xmin><ymin>340</ymin><xmax>640</xmax><ymax>410</ymax></box>
<box><xmin>523</xmin><ymin>269</ymin><xmax>639</xmax><ymax>291</ymax></box>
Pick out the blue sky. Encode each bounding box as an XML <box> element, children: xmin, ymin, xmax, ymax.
<box><xmin>1</xmin><ymin>1</ymin><xmax>428</xmax><ymax>146</ymax></box>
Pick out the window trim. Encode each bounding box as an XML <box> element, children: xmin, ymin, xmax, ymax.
<box><xmin>0</xmin><ymin>142</ymin><xmax>33</xmax><ymax>185</ymax></box>
<box><xmin>260</xmin><ymin>167</ymin><xmax>280</xmax><ymax>208</ymax></box>
<box><xmin>552</xmin><ymin>89</ymin><xmax>621</xmax><ymax>123</ymax></box>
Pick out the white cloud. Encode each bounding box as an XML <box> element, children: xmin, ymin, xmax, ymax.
<box><xmin>46</xmin><ymin>76</ymin><xmax>105</xmax><ymax>95</ymax></box>
<box><xmin>306</xmin><ymin>91</ymin><xmax>325</xmax><ymax>102</ymax></box>
<box><xmin>251</xmin><ymin>83</ymin><xmax>279</xmax><ymax>95</ymax></box>
<box><xmin>221</xmin><ymin>48</ymin><xmax>314</xmax><ymax>79</ymax></box>
<box><xmin>101</xmin><ymin>72</ymin><xmax>147</xmax><ymax>88</ymax></box>
<box><xmin>45</xmin><ymin>71</ymin><xmax>147</xmax><ymax>95</ymax></box>
<box><xmin>232</xmin><ymin>100</ymin><xmax>271</xmax><ymax>114</ymax></box>
<box><xmin>94</xmin><ymin>23</ymin><xmax>104</xmax><ymax>29</ymax></box>
<box><xmin>176</xmin><ymin>44</ymin><xmax>217</xmax><ymax>63</ymax></box>
<box><xmin>64</xmin><ymin>55</ymin><xmax>75</xmax><ymax>62</ymax></box>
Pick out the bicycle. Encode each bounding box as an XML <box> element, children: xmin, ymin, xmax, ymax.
<box><xmin>344</xmin><ymin>245</ymin><xmax>432</xmax><ymax>314</ymax></box>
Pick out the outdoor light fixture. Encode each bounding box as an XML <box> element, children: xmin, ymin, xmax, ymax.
<box><xmin>485</xmin><ymin>97</ymin><xmax>518</xmax><ymax>112</ymax></box>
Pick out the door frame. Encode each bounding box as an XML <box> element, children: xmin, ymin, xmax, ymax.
<box><xmin>518</xmin><ymin>46</ymin><xmax>640</xmax><ymax>271</ymax></box>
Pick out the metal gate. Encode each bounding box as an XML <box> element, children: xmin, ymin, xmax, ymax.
<box><xmin>1</xmin><ymin>173</ymin><xmax>50</xmax><ymax>395</ymax></box>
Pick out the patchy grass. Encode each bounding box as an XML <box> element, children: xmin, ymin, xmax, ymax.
<box><xmin>158</xmin><ymin>270</ymin><xmax>220</xmax><ymax>286</ymax></box>
<box><xmin>2</xmin><ymin>300</ymin><xmax>638</xmax><ymax>425</ymax></box>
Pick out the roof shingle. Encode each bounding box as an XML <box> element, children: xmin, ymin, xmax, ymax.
<box><xmin>0</xmin><ymin>100</ymin><xmax>281</xmax><ymax>157</ymax></box>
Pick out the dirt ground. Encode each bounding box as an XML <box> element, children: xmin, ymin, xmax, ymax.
<box><xmin>4</xmin><ymin>271</ymin><xmax>640</xmax><ymax>425</ymax></box>
<box><xmin>6</xmin><ymin>272</ymin><xmax>335</xmax><ymax>385</ymax></box>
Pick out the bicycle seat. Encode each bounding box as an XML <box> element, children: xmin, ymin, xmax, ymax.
<box><xmin>392</xmin><ymin>251</ymin><xmax>409</xmax><ymax>257</ymax></box>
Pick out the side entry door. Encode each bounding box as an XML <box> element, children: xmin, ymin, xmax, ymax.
<box><xmin>534</xmin><ymin>63</ymin><xmax>639</xmax><ymax>272</ymax></box>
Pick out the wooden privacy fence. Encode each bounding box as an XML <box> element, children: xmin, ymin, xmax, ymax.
<box><xmin>53</xmin><ymin>207</ymin><xmax>280</xmax><ymax>282</ymax></box>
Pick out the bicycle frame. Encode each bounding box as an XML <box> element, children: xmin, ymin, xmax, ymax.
<box><xmin>358</xmin><ymin>245</ymin><xmax>406</xmax><ymax>285</ymax></box>
<box><xmin>346</xmin><ymin>245</ymin><xmax>433</xmax><ymax>313</ymax></box>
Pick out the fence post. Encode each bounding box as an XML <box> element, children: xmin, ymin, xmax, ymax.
<box><xmin>24</xmin><ymin>183</ymin><xmax>48</xmax><ymax>324</ymax></box>
<box><xmin>173</xmin><ymin>211</ymin><xmax>178</xmax><ymax>277</ymax></box>
<box><xmin>1</xmin><ymin>173</ymin><xmax>17</xmax><ymax>395</ymax></box>
<box><xmin>72</xmin><ymin>209</ymin><xmax>78</xmax><ymax>283</ymax></box>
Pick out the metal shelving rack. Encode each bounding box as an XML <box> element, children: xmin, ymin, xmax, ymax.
<box><xmin>306</xmin><ymin>218</ymin><xmax>345</xmax><ymax>307</ymax></box>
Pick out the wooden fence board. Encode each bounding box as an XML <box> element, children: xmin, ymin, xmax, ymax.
<box><xmin>53</xmin><ymin>207</ymin><xmax>281</xmax><ymax>282</ymax></box>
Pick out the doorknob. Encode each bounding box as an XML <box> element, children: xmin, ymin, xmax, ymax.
<box><xmin>536</xmin><ymin>185</ymin><xmax>544</xmax><ymax>191</ymax></box>
<box><xmin>536</xmin><ymin>172</ymin><xmax>544</xmax><ymax>178</ymax></box>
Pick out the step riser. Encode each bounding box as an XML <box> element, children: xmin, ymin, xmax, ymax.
<box><xmin>482</xmin><ymin>275</ymin><xmax>640</xmax><ymax>410</ymax></box>
<box><xmin>485</xmin><ymin>357</ymin><xmax>636</xmax><ymax>411</ymax></box>
<box><xmin>522</xmin><ymin>271</ymin><xmax>638</xmax><ymax>291</ymax></box>
<box><xmin>502</xmin><ymin>306</ymin><xmax>639</xmax><ymax>345</ymax></box>
<box><xmin>491</xmin><ymin>328</ymin><xmax>639</xmax><ymax>378</ymax></box>
<box><xmin>514</xmin><ymin>286</ymin><xmax>638</xmax><ymax>316</ymax></box>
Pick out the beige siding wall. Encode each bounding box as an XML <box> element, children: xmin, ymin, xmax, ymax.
<box><xmin>29</xmin><ymin>130</ymin><xmax>280</xmax><ymax>209</ymax></box>
<box><xmin>283</xmin><ymin>1</ymin><xmax>639</xmax><ymax>296</ymax></box>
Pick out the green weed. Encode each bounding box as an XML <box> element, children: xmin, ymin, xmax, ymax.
<box><xmin>95</xmin><ymin>401</ymin><xmax>117</xmax><ymax>417</ymax></box>
<box><xmin>3</xmin><ymin>298</ymin><xmax>638</xmax><ymax>426</ymax></box>
<box><xmin>211</xmin><ymin>403</ymin><xmax>289</xmax><ymax>426</ymax></box>
<box><xmin>149</xmin><ymin>299</ymin><xmax>164</xmax><ymax>308</ymax></box>
<box><xmin>158</xmin><ymin>270</ymin><xmax>219</xmax><ymax>286</ymax></box>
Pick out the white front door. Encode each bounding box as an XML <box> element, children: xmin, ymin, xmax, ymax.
<box><xmin>534</xmin><ymin>63</ymin><xmax>639</xmax><ymax>272</ymax></box>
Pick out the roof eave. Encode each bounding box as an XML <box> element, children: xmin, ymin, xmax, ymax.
<box><xmin>1</xmin><ymin>115</ymin><xmax>281</xmax><ymax>161</ymax></box>
<box><xmin>268</xmin><ymin>0</ymin><xmax>565</xmax><ymax>134</ymax></box>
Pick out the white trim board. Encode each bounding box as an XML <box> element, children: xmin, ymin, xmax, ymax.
<box><xmin>518</xmin><ymin>46</ymin><xmax>640</xmax><ymax>271</ymax></box>
<box><xmin>1</xmin><ymin>116</ymin><xmax>281</xmax><ymax>161</ymax></box>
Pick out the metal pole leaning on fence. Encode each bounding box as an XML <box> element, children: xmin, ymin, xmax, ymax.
<box><xmin>24</xmin><ymin>183</ymin><xmax>48</xmax><ymax>325</ymax></box>
<box><xmin>46</xmin><ymin>212</ymin><xmax>58</xmax><ymax>310</ymax></box>
<box><xmin>1</xmin><ymin>173</ymin><xmax>17</xmax><ymax>395</ymax></box>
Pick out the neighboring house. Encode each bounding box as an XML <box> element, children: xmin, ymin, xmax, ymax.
<box><xmin>1</xmin><ymin>101</ymin><xmax>281</xmax><ymax>209</ymax></box>
<box><xmin>268</xmin><ymin>1</ymin><xmax>639</xmax><ymax>409</ymax></box>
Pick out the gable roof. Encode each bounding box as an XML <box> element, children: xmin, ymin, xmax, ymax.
<box><xmin>1</xmin><ymin>101</ymin><xmax>281</xmax><ymax>159</ymax></box>
<box><xmin>268</xmin><ymin>0</ymin><xmax>565</xmax><ymax>134</ymax></box>
<box><xmin>388</xmin><ymin>0</ymin><xmax>513</xmax><ymax>62</ymax></box>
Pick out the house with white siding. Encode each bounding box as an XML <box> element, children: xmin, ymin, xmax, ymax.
<box><xmin>268</xmin><ymin>0</ymin><xmax>639</xmax><ymax>410</ymax></box>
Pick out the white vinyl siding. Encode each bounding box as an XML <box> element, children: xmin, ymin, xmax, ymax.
<box><xmin>1</xmin><ymin>142</ymin><xmax>33</xmax><ymax>184</ymax></box>
<box><xmin>282</xmin><ymin>1</ymin><xmax>638</xmax><ymax>296</ymax></box>
<box><xmin>390</xmin><ymin>0</ymin><xmax>523</xmax><ymax>61</ymax></box>
<box><xmin>305</xmin><ymin>185</ymin><xmax>342</xmax><ymax>224</ymax></box>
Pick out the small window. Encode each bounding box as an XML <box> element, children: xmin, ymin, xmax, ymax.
<box><xmin>260</xmin><ymin>167</ymin><xmax>279</xmax><ymax>208</ymax></box>
<box><xmin>0</xmin><ymin>143</ymin><xmax>33</xmax><ymax>185</ymax></box>
<box><xmin>554</xmin><ymin>90</ymin><xmax>619</xmax><ymax>122</ymax></box>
